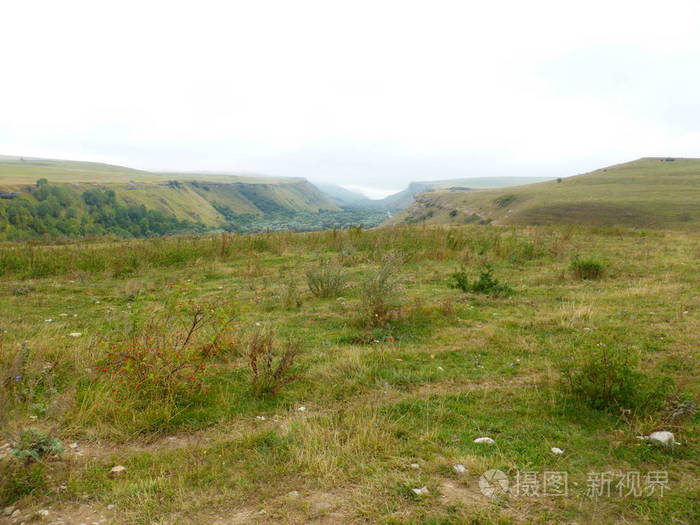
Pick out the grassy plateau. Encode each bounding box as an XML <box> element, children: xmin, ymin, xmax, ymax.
<box><xmin>0</xmin><ymin>225</ymin><xmax>698</xmax><ymax>524</ymax></box>
<box><xmin>394</xmin><ymin>158</ymin><xmax>700</xmax><ymax>230</ymax></box>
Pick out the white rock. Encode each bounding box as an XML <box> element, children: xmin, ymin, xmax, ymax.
<box><xmin>69</xmin><ymin>442</ymin><xmax>79</xmax><ymax>449</ymax></box>
<box><xmin>287</xmin><ymin>490</ymin><xmax>299</xmax><ymax>498</ymax></box>
<box><xmin>255</xmin><ymin>416</ymin><xmax>266</xmax><ymax>421</ymax></box>
<box><xmin>409</xmin><ymin>463</ymin><xmax>420</xmax><ymax>469</ymax></box>
<box><xmin>107</xmin><ymin>504</ymin><xmax>116</xmax><ymax>510</ymax></box>
<box><xmin>69</xmin><ymin>332</ymin><xmax>82</xmax><ymax>338</ymax></box>
<box><xmin>453</xmin><ymin>464</ymin><xmax>467</xmax><ymax>474</ymax></box>
<box><xmin>297</xmin><ymin>406</ymin><xmax>306</xmax><ymax>412</ymax></box>
<box><xmin>474</xmin><ymin>437</ymin><xmax>495</xmax><ymax>445</ymax></box>
<box><xmin>45</xmin><ymin>319</ymin><xmax>53</xmax><ymax>323</ymax></box>
<box><xmin>412</xmin><ymin>486</ymin><xmax>429</xmax><ymax>496</ymax></box>
<box><xmin>108</xmin><ymin>465</ymin><xmax>127</xmax><ymax>478</ymax></box>
<box><xmin>11</xmin><ymin>509</ymin><xmax>20</xmax><ymax>518</ymax></box>
<box><xmin>59</xmin><ymin>313</ymin><xmax>68</xmax><ymax>317</ymax></box>
<box><xmin>38</xmin><ymin>509</ymin><xmax>49</xmax><ymax>516</ymax></box>
<box><xmin>551</xmin><ymin>447</ymin><xmax>564</xmax><ymax>455</ymax></box>
<box><xmin>648</xmin><ymin>431</ymin><xmax>679</xmax><ymax>447</ymax></box>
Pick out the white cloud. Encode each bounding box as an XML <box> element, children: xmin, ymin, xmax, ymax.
<box><xmin>1</xmin><ymin>0</ymin><xmax>699</xmax><ymax>190</ymax></box>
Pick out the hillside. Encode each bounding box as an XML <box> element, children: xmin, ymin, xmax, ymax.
<box><xmin>391</xmin><ymin>158</ymin><xmax>700</xmax><ymax>228</ymax></box>
<box><xmin>0</xmin><ymin>156</ymin><xmax>340</xmax><ymax>239</ymax></box>
<box><xmin>379</xmin><ymin>176</ymin><xmax>553</xmax><ymax>211</ymax></box>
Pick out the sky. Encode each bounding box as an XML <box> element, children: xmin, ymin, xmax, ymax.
<box><xmin>2</xmin><ymin>1</ymin><xmax>700</xmax><ymax>198</ymax></box>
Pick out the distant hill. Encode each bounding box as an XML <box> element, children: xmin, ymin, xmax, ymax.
<box><xmin>310</xmin><ymin>182</ymin><xmax>376</xmax><ymax>208</ymax></box>
<box><xmin>390</xmin><ymin>158</ymin><xmax>700</xmax><ymax>229</ymax></box>
<box><xmin>378</xmin><ymin>176</ymin><xmax>553</xmax><ymax>210</ymax></box>
<box><xmin>0</xmin><ymin>155</ymin><xmax>339</xmax><ymax>229</ymax></box>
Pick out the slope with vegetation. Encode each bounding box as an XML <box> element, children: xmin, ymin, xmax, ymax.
<box><xmin>0</xmin><ymin>225</ymin><xmax>697</xmax><ymax>524</ymax></box>
<box><xmin>392</xmin><ymin>158</ymin><xmax>700</xmax><ymax>229</ymax></box>
<box><xmin>0</xmin><ymin>156</ymin><xmax>343</xmax><ymax>239</ymax></box>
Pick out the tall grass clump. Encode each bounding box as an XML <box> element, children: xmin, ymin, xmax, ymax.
<box><xmin>358</xmin><ymin>256</ymin><xmax>403</xmax><ymax>327</ymax></box>
<box><xmin>246</xmin><ymin>328</ymin><xmax>300</xmax><ymax>397</ymax></box>
<box><xmin>570</xmin><ymin>255</ymin><xmax>605</xmax><ymax>280</ymax></box>
<box><xmin>306</xmin><ymin>262</ymin><xmax>347</xmax><ymax>298</ymax></box>
<box><xmin>560</xmin><ymin>344</ymin><xmax>673</xmax><ymax>414</ymax></box>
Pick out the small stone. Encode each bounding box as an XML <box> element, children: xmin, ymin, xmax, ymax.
<box><xmin>59</xmin><ymin>313</ymin><xmax>68</xmax><ymax>317</ymax></box>
<box><xmin>551</xmin><ymin>447</ymin><xmax>564</xmax><ymax>455</ymax></box>
<box><xmin>106</xmin><ymin>504</ymin><xmax>116</xmax><ymax>510</ymax></box>
<box><xmin>11</xmin><ymin>509</ymin><xmax>21</xmax><ymax>518</ymax></box>
<box><xmin>38</xmin><ymin>509</ymin><xmax>49</xmax><ymax>516</ymax></box>
<box><xmin>437</xmin><ymin>366</ymin><xmax>444</xmax><ymax>371</ymax></box>
<box><xmin>3</xmin><ymin>506</ymin><xmax>14</xmax><ymax>516</ymax></box>
<box><xmin>69</xmin><ymin>332</ymin><xmax>82</xmax><ymax>338</ymax></box>
<box><xmin>409</xmin><ymin>463</ymin><xmax>420</xmax><ymax>469</ymax></box>
<box><xmin>45</xmin><ymin>319</ymin><xmax>53</xmax><ymax>323</ymax></box>
<box><xmin>648</xmin><ymin>431</ymin><xmax>679</xmax><ymax>447</ymax></box>
<box><xmin>453</xmin><ymin>464</ymin><xmax>467</xmax><ymax>474</ymax></box>
<box><xmin>287</xmin><ymin>490</ymin><xmax>299</xmax><ymax>498</ymax></box>
<box><xmin>255</xmin><ymin>416</ymin><xmax>266</xmax><ymax>421</ymax></box>
<box><xmin>412</xmin><ymin>486</ymin><xmax>429</xmax><ymax>496</ymax></box>
<box><xmin>69</xmin><ymin>442</ymin><xmax>79</xmax><ymax>449</ymax></box>
<box><xmin>297</xmin><ymin>406</ymin><xmax>306</xmax><ymax>412</ymax></box>
<box><xmin>474</xmin><ymin>437</ymin><xmax>495</xmax><ymax>445</ymax></box>
<box><xmin>108</xmin><ymin>465</ymin><xmax>127</xmax><ymax>478</ymax></box>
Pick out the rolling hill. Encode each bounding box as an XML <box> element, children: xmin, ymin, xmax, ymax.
<box><xmin>391</xmin><ymin>157</ymin><xmax>700</xmax><ymax>229</ymax></box>
<box><xmin>0</xmin><ymin>155</ymin><xmax>339</xmax><ymax>229</ymax></box>
<box><xmin>378</xmin><ymin>176</ymin><xmax>554</xmax><ymax>210</ymax></box>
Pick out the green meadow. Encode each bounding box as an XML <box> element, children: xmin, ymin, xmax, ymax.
<box><xmin>0</xmin><ymin>225</ymin><xmax>698</xmax><ymax>524</ymax></box>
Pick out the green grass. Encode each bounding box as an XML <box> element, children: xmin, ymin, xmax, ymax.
<box><xmin>0</xmin><ymin>225</ymin><xmax>698</xmax><ymax>524</ymax></box>
<box><xmin>394</xmin><ymin>157</ymin><xmax>700</xmax><ymax>229</ymax></box>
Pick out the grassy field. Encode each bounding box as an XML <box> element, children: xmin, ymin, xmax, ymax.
<box><xmin>0</xmin><ymin>225</ymin><xmax>698</xmax><ymax>524</ymax></box>
<box><xmin>393</xmin><ymin>158</ymin><xmax>700</xmax><ymax>229</ymax></box>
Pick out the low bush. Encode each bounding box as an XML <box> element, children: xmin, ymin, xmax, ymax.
<box><xmin>10</xmin><ymin>428</ymin><xmax>64</xmax><ymax>463</ymax></box>
<box><xmin>451</xmin><ymin>265</ymin><xmax>513</xmax><ymax>297</ymax></box>
<box><xmin>560</xmin><ymin>344</ymin><xmax>673</xmax><ymax>413</ymax></box>
<box><xmin>306</xmin><ymin>262</ymin><xmax>347</xmax><ymax>298</ymax></box>
<box><xmin>570</xmin><ymin>256</ymin><xmax>604</xmax><ymax>280</ymax></box>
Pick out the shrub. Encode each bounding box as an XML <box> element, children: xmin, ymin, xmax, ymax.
<box><xmin>560</xmin><ymin>344</ymin><xmax>673</xmax><ymax>413</ymax></box>
<box><xmin>281</xmin><ymin>278</ymin><xmax>302</xmax><ymax>310</ymax></box>
<box><xmin>10</xmin><ymin>428</ymin><xmax>64</xmax><ymax>463</ymax></box>
<box><xmin>99</xmin><ymin>301</ymin><xmax>237</xmax><ymax>402</ymax></box>
<box><xmin>247</xmin><ymin>329</ymin><xmax>300</xmax><ymax>397</ymax></box>
<box><xmin>358</xmin><ymin>257</ymin><xmax>402</xmax><ymax>327</ymax></box>
<box><xmin>570</xmin><ymin>256</ymin><xmax>604</xmax><ymax>280</ymax></box>
<box><xmin>306</xmin><ymin>262</ymin><xmax>347</xmax><ymax>298</ymax></box>
<box><xmin>450</xmin><ymin>265</ymin><xmax>513</xmax><ymax>297</ymax></box>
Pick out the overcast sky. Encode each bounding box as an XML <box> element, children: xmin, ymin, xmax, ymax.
<box><xmin>2</xmin><ymin>1</ymin><xmax>700</xmax><ymax>198</ymax></box>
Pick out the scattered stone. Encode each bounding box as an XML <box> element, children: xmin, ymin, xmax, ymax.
<box><xmin>474</xmin><ymin>437</ymin><xmax>495</xmax><ymax>445</ymax></box>
<box><xmin>45</xmin><ymin>319</ymin><xmax>53</xmax><ymax>323</ymax></box>
<box><xmin>551</xmin><ymin>447</ymin><xmax>564</xmax><ymax>455</ymax></box>
<box><xmin>37</xmin><ymin>509</ymin><xmax>49</xmax><ymax>517</ymax></box>
<box><xmin>255</xmin><ymin>416</ymin><xmax>266</xmax><ymax>421</ymax></box>
<box><xmin>287</xmin><ymin>490</ymin><xmax>299</xmax><ymax>498</ymax></box>
<box><xmin>412</xmin><ymin>486</ymin><xmax>429</xmax><ymax>496</ymax></box>
<box><xmin>11</xmin><ymin>509</ymin><xmax>21</xmax><ymax>518</ymax></box>
<box><xmin>106</xmin><ymin>504</ymin><xmax>116</xmax><ymax>510</ymax></box>
<box><xmin>647</xmin><ymin>431</ymin><xmax>679</xmax><ymax>447</ymax></box>
<box><xmin>69</xmin><ymin>442</ymin><xmax>79</xmax><ymax>449</ymax></box>
<box><xmin>297</xmin><ymin>406</ymin><xmax>306</xmax><ymax>412</ymax></box>
<box><xmin>108</xmin><ymin>465</ymin><xmax>127</xmax><ymax>478</ymax></box>
<box><xmin>453</xmin><ymin>464</ymin><xmax>467</xmax><ymax>474</ymax></box>
<box><xmin>59</xmin><ymin>313</ymin><xmax>68</xmax><ymax>317</ymax></box>
<box><xmin>69</xmin><ymin>332</ymin><xmax>82</xmax><ymax>338</ymax></box>
<box><xmin>3</xmin><ymin>506</ymin><xmax>14</xmax><ymax>516</ymax></box>
<box><xmin>409</xmin><ymin>463</ymin><xmax>420</xmax><ymax>469</ymax></box>
<box><xmin>437</xmin><ymin>366</ymin><xmax>444</xmax><ymax>371</ymax></box>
